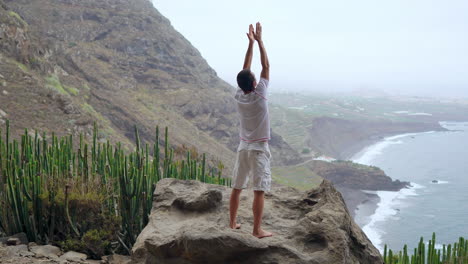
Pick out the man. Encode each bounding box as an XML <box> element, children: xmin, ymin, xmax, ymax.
<box><xmin>229</xmin><ymin>22</ymin><xmax>272</xmax><ymax>238</ymax></box>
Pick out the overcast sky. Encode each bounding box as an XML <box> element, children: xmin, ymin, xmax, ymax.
<box><xmin>152</xmin><ymin>0</ymin><xmax>468</xmax><ymax>98</ymax></box>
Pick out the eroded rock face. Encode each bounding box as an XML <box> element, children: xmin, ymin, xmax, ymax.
<box><xmin>131</xmin><ymin>179</ymin><xmax>382</xmax><ymax>264</ymax></box>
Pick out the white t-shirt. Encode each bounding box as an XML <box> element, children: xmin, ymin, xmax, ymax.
<box><xmin>234</xmin><ymin>77</ymin><xmax>270</xmax><ymax>148</ymax></box>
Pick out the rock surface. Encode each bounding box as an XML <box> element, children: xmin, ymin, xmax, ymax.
<box><xmin>0</xmin><ymin>241</ymin><xmax>132</xmax><ymax>263</ymax></box>
<box><xmin>30</xmin><ymin>244</ymin><xmax>62</xmax><ymax>259</ymax></box>
<box><xmin>132</xmin><ymin>179</ymin><xmax>382</xmax><ymax>264</ymax></box>
<box><xmin>59</xmin><ymin>250</ymin><xmax>88</xmax><ymax>262</ymax></box>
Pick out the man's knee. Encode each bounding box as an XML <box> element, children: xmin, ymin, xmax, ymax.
<box><xmin>232</xmin><ymin>188</ymin><xmax>243</xmax><ymax>195</ymax></box>
<box><xmin>253</xmin><ymin>190</ymin><xmax>265</xmax><ymax>196</ymax></box>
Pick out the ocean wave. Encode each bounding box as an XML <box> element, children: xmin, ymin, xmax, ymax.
<box><xmin>439</xmin><ymin>121</ymin><xmax>468</xmax><ymax>131</ymax></box>
<box><xmin>429</xmin><ymin>180</ymin><xmax>449</xmax><ymax>184</ymax></box>
<box><xmin>352</xmin><ymin>131</ymin><xmax>435</xmax><ymax>165</ymax></box>
<box><xmin>361</xmin><ymin>183</ymin><xmax>424</xmax><ymax>252</ymax></box>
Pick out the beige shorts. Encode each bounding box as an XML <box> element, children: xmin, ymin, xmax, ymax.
<box><xmin>231</xmin><ymin>148</ymin><xmax>272</xmax><ymax>192</ymax></box>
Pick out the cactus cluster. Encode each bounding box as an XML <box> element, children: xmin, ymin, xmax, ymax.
<box><xmin>384</xmin><ymin>233</ymin><xmax>468</xmax><ymax>264</ymax></box>
<box><xmin>0</xmin><ymin>120</ymin><xmax>230</xmax><ymax>253</ymax></box>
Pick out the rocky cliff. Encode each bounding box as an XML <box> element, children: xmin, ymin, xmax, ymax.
<box><xmin>0</xmin><ymin>0</ymin><xmax>301</xmax><ymax>174</ymax></box>
<box><xmin>131</xmin><ymin>179</ymin><xmax>383</xmax><ymax>264</ymax></box>
<box><xmin>304</xmin><ymin>160</ymin><xmax>409</xmax><ymax>215</ymax></box>
<box><xmin>306</xmin><ymin>117</ymin><xmax>447</xmax><ymax>159</ymax></box>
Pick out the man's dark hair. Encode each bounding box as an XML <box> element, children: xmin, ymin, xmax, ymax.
<box><xmin>237</xmin><ymin>69</ymin><xmax>255</xmax><ymax>93</ymax></box>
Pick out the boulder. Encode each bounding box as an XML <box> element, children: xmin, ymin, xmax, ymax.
<box><xmin>30</xmin><ymin>244</ymin><xmax>61</xmax><ymax>259</ymax></box>
<box><xmin>131</xmin><ymin>179</ymin><xmax>382</xmax><ymax>264</ymax></box>
<box><xmin>0</xmin><ymin>244</ymin><xmax>29</xmax><ymax>258</ymax></box>
<box><xmin>102</xmin><ymin>254</ymin><xmax>132</xmax><ymax>264</ymax></box>
<box><xmin>6</xmin><ymin>237</ymin><xmax>21</xmax><ymax>246</ymax></box>
<box><xmin>0</xmin><ymin>232</ymin><xmax>28</xmax><ymax>245</ymax></box>
<box><xmin>59</xmin><ymin>251</ymin><xmax>88</xmax><ymax>262</ymax></box>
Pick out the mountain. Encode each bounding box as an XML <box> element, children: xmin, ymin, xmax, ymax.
<box><xmin>0</xmin><ymin>0</ymin><xmax>301</xmax><ymax>173</ymax></box>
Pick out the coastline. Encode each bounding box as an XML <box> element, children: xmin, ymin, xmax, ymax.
<box><xmin>345</xmin><ymin>124</ymin><xmax>460</xmax><ymax>251</ymax></box>
<box><xmin>338</xmin><ymin>126</ymin><xmax>447</xmax><ymax>219</ymax></box>
<box><xmin>345</xmin><ymin>132</ymin><xmax>421</xmax><ymax>221</ymax></box>
<box><xmin>306</xmin><ymin>117</ymin><xmax>448</xmax><ymax>160</ymax></box>
<box><xmin>304</xmin><ymin>119</ymin><xmax>449</xmax><ymax>225</ymax></box>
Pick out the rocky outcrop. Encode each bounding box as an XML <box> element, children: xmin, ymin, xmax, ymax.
<box><xmin>306</xmin><ymin>160</ymin><xmax>409</xmax><ymax>192</ymax></box>
<box><xmin>304</xmin><ymin>160</ymin><xmax>409</xmax><ymax>216</ymax></box>
<box><xmin>131</xmin><ymin>179</ymin><xmax>382</xmax><ymax>264</ymax></box>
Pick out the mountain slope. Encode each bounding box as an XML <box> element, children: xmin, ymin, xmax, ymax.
<box><xmin>0</xmin><ymin>0</ymin><xmax>301</xmax><ymax>172</ymax></box>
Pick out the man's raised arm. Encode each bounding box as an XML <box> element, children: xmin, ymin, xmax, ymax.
<box><xmin>242</xmin><ymin>24</ymin><xmax>255</xmax><ymax>70</ymax></box>
<box><xmin>254</xmin><ymin>22</ymin><xmax>270</xmax><ymax>80</ymax></box>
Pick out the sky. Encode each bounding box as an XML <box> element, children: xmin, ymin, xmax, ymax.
<box><xmin>152</xmin><ymin>0</ymin><xmax>468</xmax><ymax>98</ymax></box>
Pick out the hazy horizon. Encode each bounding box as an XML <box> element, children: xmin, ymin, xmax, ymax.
<box><xmin>153</xmin><ymin>0</ymin><xmax>468</xmax><ymax>99</ymax></box>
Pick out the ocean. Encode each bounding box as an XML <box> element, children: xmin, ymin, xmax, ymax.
<box><xmin>352</xmin><ymin>121</ymin><xmax>468</xmax><ymax>252</ymax></box>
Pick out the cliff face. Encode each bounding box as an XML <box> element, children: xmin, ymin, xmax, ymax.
<box><xmin>305</xmin><ymin>160</ymin><xmax>409</xmax><ymax>216</ymax></box>
<box><xmin>0</xmin><ymin>0</ymin><xmax>301</xmax><ymax>172</ymax></box>
<box><xmin>307</xmin><ymin>117</ymin><xmax>447</xmax><ymax>159</ymax></box>
<box><xmin>132</xmin><ymin>179</ymin><xmax>383</xmax><ymax>264</ymax></box>
<box><xmin>307</xmin><ymin>160</ymin><xmax>408</xmax><ymax>191</ymax></box>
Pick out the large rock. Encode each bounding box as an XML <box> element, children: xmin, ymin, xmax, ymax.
<box><xmin>0</xmin><ymin>244</ymin><xmax>29</xmax><ymax>258</ymax></box>
<box><xmin>131</xmin><ymin>179</ymin><xmax>382</xmax><ymax>264</ymax></box>
<box><xmin>0</xmin><ymin>232</ymin><xmax>28</xmax><ymax>245</ymax></box>
<box><xmin>59</xmin><ymin>251</ymin><xmax>88</xmax><ymax>262</ymax></box>
<box><xmin>30</xmin><ymin>244</ymin><xmax>61</xmax><ymax>259</ymax></box>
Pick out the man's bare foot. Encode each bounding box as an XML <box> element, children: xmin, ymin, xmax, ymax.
<box><xmin>230</xmin><ymin>223</ymin><xmax>241</xmax><ymax>229</ymax></box>
<box><xmin>253</xmin><ymin>229</ymin><xmax>273</xmax><ymax>238</ymax></box>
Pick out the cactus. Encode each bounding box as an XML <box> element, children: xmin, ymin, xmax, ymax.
<box><xmin>0</xmin><ymin>120</ymin><xmax>230</xmax><ymax>252</ymax></box>
<box><xmin>384</xmin><ymin>233</ymin><xmax>468</xmax><ymax>264</ymax></box>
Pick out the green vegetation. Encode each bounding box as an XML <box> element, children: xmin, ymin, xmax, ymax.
<box><xmin>7</xmin><ymin>11</ymin><xmax>27</xmax><ymax>27</ymax></box>
<box><xmin>45</xmin><ymin>74</ymin><xmax>79</xmax><ymax>96</ymax></box>
<box><xmin>83</xmin><ymin>83</ymin><xmax>91</xmax><ymax>90</ymax></box>
<box><xmin>13</xmin><ymin>60</ymin><xmax>28</xmax><ymax>72</ymax></box>
<box><xmin>65</xmin><ymin>85</ymin><xmax>79</xmax><ymax>96</ymax></box>
<box><xmin>384</xmin><ymin>233</ymin><xmax>468</xmax><ymax>264</ymax></box>
<box><xmin>272</xmin><ymin>163</ymin><xmax>322</xmax><ymax>191</ymax></box>
<box><xmin>332</xmin><ymin>160</ymin><xmax>380</xmax><ymax>171</ymax></box>
<box><xmin>301</xmin><ymin>148</ymin><xmax>311</xmax><ymax>154</ymax></box>
<box><xmin>45</xmin><ymin>75</ymin><xmax>68</xmax><ymax>95</ymax></box>
<box><xmin>0</xmin><ymin>120</ymin><xmax>229</xmax><ymax>257</ymax></box>
<box><xmin>269</xmin><ymin>105</ymin><xmax>311</xmax><ymax>151</ymax></box>
<box><xmin>270</xmin><ymin>93</ymin><xmax>468</xmax><ymax>124</ymax></box>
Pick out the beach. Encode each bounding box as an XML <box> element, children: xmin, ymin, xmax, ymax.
<box><xmin>350</xmin><ymin>122</ymin><xmax>468</xmax><ymax>252</ymax></box>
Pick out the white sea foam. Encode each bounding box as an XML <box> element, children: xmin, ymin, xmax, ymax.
<box><xmin>429</xmin><ymin>180</ymin><xmax>449</xmax><ymax>184</ymax></box>
<box><xmin>313</xmin><ymin>156</ymin><xmax>336</xmax><ymax>162</ymax></box>
<box><xmin>362</xmin><ymin>183</ymin><xmax>424</xmax><ymax>252</ymax></box>
<box><xmin>408</xmin><ymin>112</ymin><xmax>433</xmax><ymax>116</ymax></box>
<box><xmin>352</xmin><ymin>131</ymin><xmax>435</xmax><ymax>165</ymax></box>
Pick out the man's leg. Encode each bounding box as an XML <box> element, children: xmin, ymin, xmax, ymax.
<box><xmin>229</xmin><ymin>188</ymin><xmax>242</xmax><ymax>229</ymax></box>
<box><xmin>252</xmin><ymin>190</ymin><xmax>272</xmax><ymax>238</ymax></box>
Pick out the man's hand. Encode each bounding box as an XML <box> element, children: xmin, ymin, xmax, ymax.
<box><xmin>246</xmin><ymin>24</ymin><xmax>255</xmax><ymax>43</ymax></box>
<box><xmin>254</xmin><ymin>22</ymin><xmax>269</xmax><ymax>80</ymax></box>
<box><xmin>254</xmin><ymin>22</ymin><xmax>262</xmax><ymax>42</ymax></box>
<box><xmin>243</xmin><ymin>24</ymin><xmax>255</xmax><ymax>69</ymax></box>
